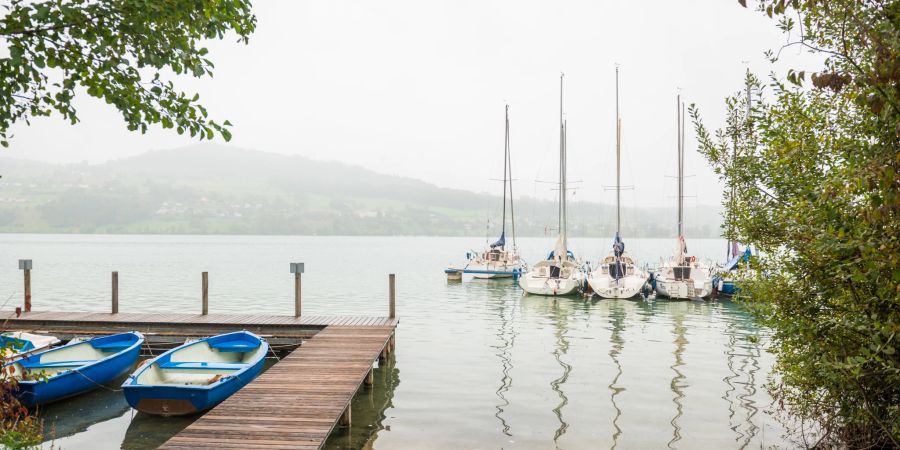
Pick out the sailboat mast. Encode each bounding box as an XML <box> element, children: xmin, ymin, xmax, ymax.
<box><xmin>682</xmin><ymin>101</ymin><xmax>686</xmax><ymax>236</ymax></box>
<box><xmin>615</xmin><ymin>66</ymin><xmax>621</xmax><ymax>235</ymax></box>
<box><xmin>563</xmin><ymin>119</ymin><xmax>568</xmax><ymax>240</ymax></box>
<box><xmin>558</xmin><ymin>73</ymin><xmax>565</xmax><ymax>236</ymax></box>
<box><xmin>501</xmin><ymin>104</ymin><xmax>509</xmax><ymax>245</ymax></box>
<box><xmin>507</xmin><ymin>108</ymin><xmax>517</xmax><ymax>249</ymax></box>
<box><xmin>677</xmin><ymin>94</ymin><xmax>683</xmax><ymax>238</ymax></box>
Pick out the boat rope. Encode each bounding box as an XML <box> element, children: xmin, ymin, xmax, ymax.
<box><xmin>267</xmin><ymin>344</ymin><xmax>281</xmax><ymax>362</ymax></box>
<box><xmin>71</xmin><ymin>368</ymin><xmax>123</xmax><ymax>392</ymax></box>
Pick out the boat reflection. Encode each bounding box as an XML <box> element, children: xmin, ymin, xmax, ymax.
<box><xmin>37</xmin><ymin>375</ymin><xmax>131</xmax><ymax>443</ymax></box>
<box><xmin>122</xmin><ymin>412</ymin><xmax>193</xmax><ymax>450</ymax></box>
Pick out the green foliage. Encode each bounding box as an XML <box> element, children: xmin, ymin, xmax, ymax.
<box><xmin>693</xmin><ymin>0</ymin><xmax>900</xmax><ymax>447</ymax></box>
<box><xmin>0</xmin><ymin>0</ymin><xmax>256</xmax><ymax>147</ymax></box>
<box><xmin>1</xmin><ymin>346</ymin><xmax>42</xmax><ymax>449</ymax></box>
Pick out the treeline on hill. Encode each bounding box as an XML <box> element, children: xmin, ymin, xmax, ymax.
<box><xmin>0</xmin><ymin>145</ymin><xmax>721</xmax><ymax>237</ymax></box>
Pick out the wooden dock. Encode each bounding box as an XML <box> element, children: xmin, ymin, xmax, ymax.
<box><xmin>2</xmin><ymin>310</ymin><xmax>398</xmax><ymax>449</ymax></box>
<box><xmin>2</xmin><ymin>268</ymin><xmax>400</xmax><ymax>448</ymax></box>
<box><xmin>161</xmin><ymin>325</ymin><xmax>395</xmax><ymax>450</ymax></box>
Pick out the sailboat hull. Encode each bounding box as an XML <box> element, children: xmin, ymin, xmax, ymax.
<box><xmin>519</xmin><ymin>274</ymin><xmax>581</xmax><ymax>296</ymax></box>
<box><xmin>655</xmin><ymin>278</ymin><xmax>712</xmax><ymax>300</ymax></box>
<box><xmin>588</xmin><ymin>273</ymin><xmax>648</xmax><ymax>299</ymax></box>
<box><xmin>465</xmin><ymin>261</ymin><xmax>520</xmax><ymax>279</ymax></box>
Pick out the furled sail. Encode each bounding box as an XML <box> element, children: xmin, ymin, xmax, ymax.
<box><xmin>490</xmin><ymin>232</ymin><xmax>506</xmax><ymax>249</ymax></box>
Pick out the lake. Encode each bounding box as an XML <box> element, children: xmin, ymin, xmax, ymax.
<box><xmin>0</xmin><ymin>234</ymin><xmax>788</xmax><ymax>449</ymax></box>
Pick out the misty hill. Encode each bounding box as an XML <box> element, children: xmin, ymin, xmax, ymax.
<box><xmin>0</xmin><ymin>145</ymin><xmax>723</xmax><ymax>237</ymax></box>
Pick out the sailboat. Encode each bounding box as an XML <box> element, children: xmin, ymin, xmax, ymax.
<box><xmin>449</xmin><ymin>104</ymin><xmax>522</xmax><ymax>279</ymax></box>
<box><xmin>519</xmin><ymin>74</ymin><xmax>585</xmax><ymax>296</ymax></box>
<box><xmin>587</xmin><ymin>67</ymin><xmax>649</xmax><ymax>299</ymax></box>
<box><xmin>713</xmin><ymin>244</ymin><xmax>752</xmax><ymax>296</ymax></box>
<box><xmin>654</xmin><ymin>95</ymin><xmax>713</xmax><ymax>300</ymax></box>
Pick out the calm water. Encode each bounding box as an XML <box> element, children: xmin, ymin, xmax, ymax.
<box><xmin>0</xmin><ymin>234</ymin><xmax>788</xmax><ymax>449</ymax></box>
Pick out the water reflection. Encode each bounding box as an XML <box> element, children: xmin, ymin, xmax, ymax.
<box><xmin>668</xmin><ymin>308</ymin><xmax>687</xmax><ymax>450</ymax></box>
<box><xmin>38</xmin><ymin>376</ymin><xmax>130</xmax><ymax>443</ymax></box>
<box><xmin>725</xmin><ymin>314</ymin><xmax>763</xmax><ymax>449</ymax></box>
<box><xmin>122</xmin><ymin>412</ymin><xmax>193</xmax><ymax>450</ymax></box>
<box><xmin>549</xmin><ymin>299</ymin><xmax>571</xmax><ymax>445</ymax></box>
<box><xmin>607</xmin><ymin>300</ymin><xmax>626</xmax><ymax>450</ymax></box>
<box><xmin>490</xmin><ymin>285</ymin><xmax>517</xmax><ymax>436</ymax></box>
<box><xmin>324</xmin><ymin>353</ymin><xmax>400</xmax><ymax>449</ymax></box>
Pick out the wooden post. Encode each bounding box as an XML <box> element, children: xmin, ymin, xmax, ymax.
<box><xmin>111</xmin><ymin>271</ymin><xmax>119</xmax><ymax>314</ymax></box>
<box><xmin>23</xmin><ymin>268</ymin><xmax>31</xmax><ymax>312</ymax></box>
<box><xmin>294</xmin><ymin>272</ymin><xmax>302</xmax><ymax>317</ymax></box>
<box><xmin>339</xmin><ymin>405</ymin><xmax>351</xmax><ymax>427</ymax></box>
<box><xmin>365</xmin><ymin>367</ymin><xmax>374</xmax><ymax>387</ymax></box>
<box><xmin>389</xmin><ymin>273</ymin><xmax>396</xmax><ymax>319</ymax></box>
<box><xmin>389</xmin><ymin>332</ymin><xmax>396</xmax><ymax>353</ymax></box>
<box><xmin>202</xmin><ymin>272</ymin><xmax>209</xmax><ymax>315</ymax></box>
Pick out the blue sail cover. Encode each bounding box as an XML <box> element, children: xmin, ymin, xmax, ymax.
<box><xmin>490</xmin><ymin>232</ymin><xmax>506</xmax><ymax>249</ymax></box>
<box><xmin>723</xmin><ymin>247</ymin><xmax>753</xmax><ymax>271</ymax></box>
<box><xmin>612</xmin><ymin>232</ymin><xmax>625</xmax><ymax>257</ymax></box>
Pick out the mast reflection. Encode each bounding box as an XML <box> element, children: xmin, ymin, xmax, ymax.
<box><xmin>608</xmin><ymin>300</ymin><xmax>626</xmax><ymax>450</ymax></box>
<box><xmin>668</xmin><ymin>309</ymin><xmax>687</xmax><ymax>450</ymax></box>
<box><xmin>549</xmin><ymin>299</ymin><xmax>571</xmax><ymax>445</ymax></box>
<box><xmin>492</xmin><ymin>287</ymin><xmax>517</xmax><ymax>436</ymax></box>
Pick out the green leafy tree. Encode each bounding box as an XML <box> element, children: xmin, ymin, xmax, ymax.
<box><xmin>0</xmin><ymin>1</ymin><xmax>255</xmax><ymax>445</ymax></box>
<box><xmin>693</xmin><ymin>0</ymin><xmax>899</xmax><ymax>447</ymax></box>
<box><xmin>0</xmin><ymin>0</ymin><xmax>257</xmax><ymax>147</ymax></box>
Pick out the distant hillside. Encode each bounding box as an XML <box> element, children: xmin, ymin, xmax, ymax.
<box><xmin>0</xmin><ymin>144</ymin><xmax>724</xmax><ymax>237</ymax></box>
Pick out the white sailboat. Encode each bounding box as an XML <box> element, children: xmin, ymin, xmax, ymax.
<box><xmin>453</xmin><ymin>105</ymin><xmax>522</xmax><ymax>279</ymax></box>
<box><xmin>587</xmin><ymin>67</ymin><xmax>649</xmax><ymax>299</ymax></box>
<box><xmin>654</xmin><ymin>95</ymin><xmax>713</xmax><ymax>300</ymax></box>
<box><xmin>519</xmin><ymin>74</ymin><xmax>585</xmax><ymax>296</ymax></box>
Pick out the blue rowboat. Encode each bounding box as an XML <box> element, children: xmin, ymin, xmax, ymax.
<box><xmin>2</xmin><ymin>331</ymin><xmax>144</xmax><ymax>407</ymax></box>
<box><xmin>1</xmin><ymin>332</ymin><xmax>60</xmax><ymax>357</ymax></box>
<box><xmin>122</xmin><ymin>331</ymin><xmax>268</xmax><ymax>416</ymax></box>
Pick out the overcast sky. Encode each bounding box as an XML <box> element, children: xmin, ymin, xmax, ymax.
<box><xmin>5</xmin><ymin>0</ymin><xmax>818</xmax><ymax>208</ymax></box>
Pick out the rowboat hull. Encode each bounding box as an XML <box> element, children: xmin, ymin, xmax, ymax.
<box><xmin>3</xmin><ymin>332</ymin><xmax>144</xmax><ymax>407</ymax></box>
<box><xmin>123</xmin><ymin>331</ymin><xmax>268</xmax><ymax>416</ymax></box>
<box><xmin>124</xmin><ymin>363</ymin><xmax>264</xmax><ymax>415</ymax></box>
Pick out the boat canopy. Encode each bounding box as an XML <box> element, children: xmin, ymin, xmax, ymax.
<box><xmin>490</xmin><ymin>232</ymin><xmax>506</xmax><ymax>249</ymax></box>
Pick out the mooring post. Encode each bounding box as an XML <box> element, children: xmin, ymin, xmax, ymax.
<box><xmin>339</xmin><ymin>405</ymin><xmax>352</xmax><ymax>427</ymax></box>
<box><xmin>202</xmin><ymin>271</ymin><xmax>209</xmax><ymax>315</ymax></box>
<box><xmin>294</xmin><ymin>272</ymin><xmax>302</xmax><ymax>317</ymax></box>
<box><xmin>389</xmin><ymin>273</ymin><xmax>396</xmax><ymax>319</ymax></box>
<box><xmin>365</xmin><ymin>367</ymin><xmax>374</xmax><ymax>387</ymax></box>
<box><xmin>19</xmin><ymin>259</ymin><xmax>32</xmax><ymax>312</ymax></box>
<box><xmin>290</xmin><ymin>263</ymin><xmax>304</xmax><ymax>317</ymax></box>
<box><xmin>111</xmin><ymin>271</ymin><xmax>119</xmax><ymax>314</ymax></box>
